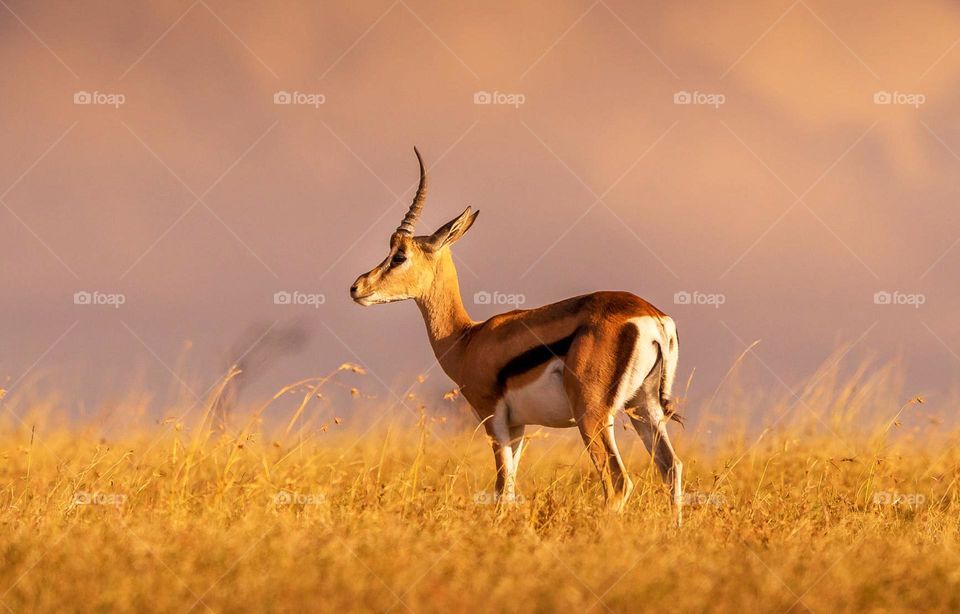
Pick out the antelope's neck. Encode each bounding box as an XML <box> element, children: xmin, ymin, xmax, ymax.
<box><xmin>415</xmin><ymin>254</ymin><xmax>473</xmax><ymax>383</ymax></box>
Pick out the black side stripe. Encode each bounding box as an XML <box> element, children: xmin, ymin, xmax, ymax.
<box><xmin>496</xmin><ymin>331</ymin><xmax>578</xmax><ymax>387</ymax></box>
<box><xmin>605</xmin><ymin>324</ymin><xmax>640</xmax><ymax>407</ymax></box>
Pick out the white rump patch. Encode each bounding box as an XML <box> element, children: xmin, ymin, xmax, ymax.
<box><xmin>609</xmin><ymin>317</ymin><xmax>663</xmax><ymax>411</ymax></box>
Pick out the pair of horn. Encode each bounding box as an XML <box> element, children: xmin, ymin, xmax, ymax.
<box><xmin>395</xmin><ymin>147</ymin><xmax>427</xmax><ymax>236</ymax></box>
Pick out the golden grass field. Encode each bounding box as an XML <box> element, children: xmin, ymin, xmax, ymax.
<box><xmin>0</xmin><ymin>358</ymin><xmax>957</xmax><ymax>613</ymax></box>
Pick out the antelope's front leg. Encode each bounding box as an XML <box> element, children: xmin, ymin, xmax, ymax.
<box><xmin>489</xmin><ymin>439</ymin><xmax>509</xmax><ymax>499</ymax></box>
<box><xmin>488</xmin><ymin>408</ymin><xmax>522</xmax><ymax>504</ymax></box>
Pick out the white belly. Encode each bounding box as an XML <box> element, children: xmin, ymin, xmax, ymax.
<box><xmin>503</xmin><ymin>359</ymin><xmax>576</xmax><ymax>428</ymax></box>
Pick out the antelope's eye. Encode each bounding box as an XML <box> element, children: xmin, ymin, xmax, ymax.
<box><xmin>391</xmin><ymin>252</ymin><xmax>407</xmax><ymax>266</ymax></box>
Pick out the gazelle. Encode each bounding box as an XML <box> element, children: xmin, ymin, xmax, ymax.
<box><xmin>350</xmin><ymin>149</ymin><xmax>683</xmax><ymax>522</ymax></box>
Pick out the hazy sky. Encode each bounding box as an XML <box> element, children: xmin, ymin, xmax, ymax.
<box><xmin>1</xmin><ymin>0</ymin><xmax>959</xmax><ymax>413</ymax></box>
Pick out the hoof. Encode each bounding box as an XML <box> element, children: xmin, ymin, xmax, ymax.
<box><xmin>608</xmin><ymin>480</ymin><xmax>635</xmax><ymax>513</ymax></box>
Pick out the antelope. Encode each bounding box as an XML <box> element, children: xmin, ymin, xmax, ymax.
<box><xmin>350</xmin><ymin>149</ymin><xmax>683</xmax><ymax>522</ymax></box>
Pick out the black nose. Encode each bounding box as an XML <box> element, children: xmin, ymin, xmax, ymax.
<box><xmin>349</xmin><ymin>284</ymin><xmax>358</xmax><ymax>297</ymax></box>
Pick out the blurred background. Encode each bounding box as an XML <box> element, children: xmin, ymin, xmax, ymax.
<box><xmin>1</xmin><ymin>0</ymin><xmax>958</xmax><ymax>420</ymax></box>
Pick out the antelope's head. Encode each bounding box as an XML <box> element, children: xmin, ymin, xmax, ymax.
<box><xmin>350</xmin><ymin>148</ymin><xmax>479</xmax><ymax>306</ymax></box>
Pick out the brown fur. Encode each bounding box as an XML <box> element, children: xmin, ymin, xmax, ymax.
<box><xmin>351</xmin><ymin>167</ymin><xmax>682</xmax><ymax>517</ymax></box>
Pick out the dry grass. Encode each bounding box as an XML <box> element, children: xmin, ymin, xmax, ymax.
<box><xmin>0</xmin><ymin>360</ymin><xmax>957</xmax><ymax>613</ymax></box>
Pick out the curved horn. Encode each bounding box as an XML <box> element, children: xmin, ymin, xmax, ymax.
<box><xmin>396</xmin><ymin>147</ymin><xmax>427</xmax><ymax>236</ymax></box>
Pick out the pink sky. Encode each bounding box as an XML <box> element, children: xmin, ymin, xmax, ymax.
<box><xmin>1</xmin><ymin>0</ymin><xmax>958</xmax><ymax>412</ymax></box>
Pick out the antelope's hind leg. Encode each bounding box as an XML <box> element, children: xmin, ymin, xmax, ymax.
<box><xmin>572</xmin><ymin>397</ymin><xmax>633</xmax><ymax>511</ymax></box>
<box><xmin>563</xmin><ymin>362</ymin><xmax>634</xmax><ymax>512</ymax></box>
<box><xmin>627</xmin><ymin>377</ymin><xmax>683</xmax><ymax>524</ymax></box>
<box><xmin>564</xmin><ymin>328</ymin><xmax>641</xmax><ymax>511</ymax></box>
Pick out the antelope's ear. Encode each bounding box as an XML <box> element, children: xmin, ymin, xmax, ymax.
<box><xmin>423</xmin><ymin>207</ymin><xmax>478</xmax><ymax>251</ymax></box>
